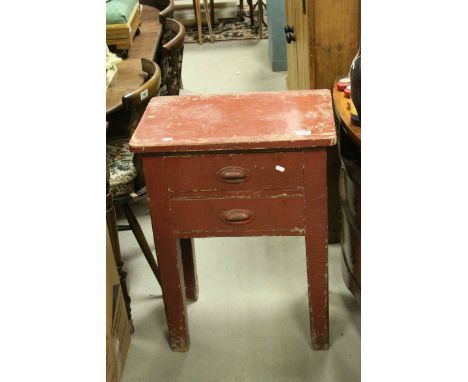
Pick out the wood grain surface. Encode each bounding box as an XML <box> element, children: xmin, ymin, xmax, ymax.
<box><xmin>106</xmin><ymin>58</ymin><xmax>147</xmax><ymax>114</ymax></box>
<box><xmin>128</xmin><ymin>5</ymin><xmax>162</xmax><ymax>60</ymax></box>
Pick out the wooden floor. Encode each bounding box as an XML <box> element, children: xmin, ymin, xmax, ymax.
<box><xmin>128</xmin><ymin>5</ymin><xmax>162</xmax><ymax>60</ymax></box>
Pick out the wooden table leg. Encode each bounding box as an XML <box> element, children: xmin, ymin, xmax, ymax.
<box><xmin>143</xmin><ymin>156</ymin><xmax>190</xmax><ymax>352</ymax></box>
<box><xmin>247</xmin><ymin>0</ymin><xmax>254</xmax><ymax>28</ymax></box>
<box><xmin>239</xmin><ymin>0</ymin><xmax>244</xmax><ymax>19</ymax></box>
<box><xmin>258</xmin><ymin>0</ymin><xmax>263</xmax><ymax>39</ymax></box>
<box><xmin>194</xmin><ymin>0</ymin><xmax>203</xmax><ymax>44</ymax></box>
<box><xmin>210</xmin><ymin>0</ymin><xmax>215</xmax><ymax>28</ymax></box>
<box><xmin>180</xmin><ymin>238</ymin><xmax>199</xmax><ymax>301</ymax></box>
<box><xmin>203</xmin><ymin>0</ymin><xmax>214</xmax><ymax>43</ymax></box>
<box><xmin>303</xmin><ymin>149</ymin><xmax>329</xmax><ymax>350</ymax></box>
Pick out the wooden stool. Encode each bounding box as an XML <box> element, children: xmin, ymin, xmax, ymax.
<box><xmin>129</xmin><ymin>90</ymin><xmax>336</xmax><ymax>352</ymax></box>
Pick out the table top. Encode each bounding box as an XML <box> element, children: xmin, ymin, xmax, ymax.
<box><xmin>129</xmin><ymin>90</ymin><xmax>336</xmax><ymax>153</ymax></box>
<box><xmin>106</xmin><ymin>58</ymin><xmax>147</xmax><ymax>114</ymax></box>
<box><xmin>128</xmin><ymin>5</ymin><xmax>161</xmax><ymax>60</ymax></box>
<box><xmin>332</xmin><ymin>78</ymin><xmax>361</xmax><ymax>146</ymax></box>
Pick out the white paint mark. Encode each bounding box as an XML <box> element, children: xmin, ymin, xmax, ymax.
<box><xmin>162</xmin><ymin>137</ymin><xmax>173</xmax><ymax>141</ymax></box>
<box><xmin>140</xmin><ymin>89</ymin><xmax>149</xmax><ymax>101</ymax></box>
<box><xmin>296</xmin><ymin>130</ymin><xmax>312</xmax><ymax>136</ymax></box>
<box><xmin>275</xmin><ymin>165</ymin><xmax>285</xmax><ymax>172</ymax></box>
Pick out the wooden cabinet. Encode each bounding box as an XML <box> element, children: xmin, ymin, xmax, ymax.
<box><xmin>285</xmin><ymin>0</ymin><xmax>360</xmax><ymax>243</ymax></box>
<box><xmin>285</xmin><ymin>0</ymin><xmax>360</xmax><ymax>90</ymax></box>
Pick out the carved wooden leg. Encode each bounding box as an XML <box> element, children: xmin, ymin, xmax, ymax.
<box><xmin>106</xmin><ymin>190</ymin><xmax>134</xmax><ymax>333</ymax></box>
<box><xmin>144</xmin><ymin>156</ymin><xmax>190</xmax><ymax>352</ymax></box>
<box><xmin>194</xmin><ymin>0</ymin><xmax>203</xmax><ymax>44</ymax></box>
<box><xmin>121</xmin><ymin>203</ymin><xmax>162</xmax><ymax>287</ymax></box>
<box><xmin>203</xmin><ymin>0</ymin><xmax>214</xmax><ymax>43</ymax></box>
<box><xmin>180</xmin><ymin>239</ymin><xmax>198</xmax><ymax>301</ymax></box>
<box><xmin>303</xmin><ymin>149</ymin><xmax>329</xmax><ymax>350</ymax></box>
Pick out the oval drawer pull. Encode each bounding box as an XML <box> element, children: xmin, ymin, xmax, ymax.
<box><xmin>221</xmin><ymin>209</ymin><xmax>255</xmax><ymax>225</ymax></box>
<box><xmin>216</xmin><ymin>166</ymin><xmax>249</xmax><ymax>184</ymax></box>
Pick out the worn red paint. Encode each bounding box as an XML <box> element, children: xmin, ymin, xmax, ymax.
<box><xmin>129</xmin><ymin>90</ymin><xmax>336</xmax><ymax>153</ymax></box>
<box><xmin>134</xmin><ymin>90</ymin><xmax>336</xmax><ymax>351</ymax></box>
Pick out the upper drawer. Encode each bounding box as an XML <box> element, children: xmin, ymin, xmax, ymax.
<box><xmin>164</xmin><ymin>152</ymin><xmax>304</xmax><ymax>193</ymax></box>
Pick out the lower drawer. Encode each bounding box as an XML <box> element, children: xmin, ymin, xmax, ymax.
<box><xmin>170</xmin><ymin>196</ymin><xmax>305</xmax><ymax>236</ymax></box>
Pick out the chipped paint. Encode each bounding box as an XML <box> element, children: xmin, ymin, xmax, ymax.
<box><xmin>129</xmin><ymin>90</ymin><xmax>336</xmax><ymax>153</ymax></box>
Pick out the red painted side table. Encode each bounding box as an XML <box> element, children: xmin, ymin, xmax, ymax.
<box><xmin>129</xmin><ymin>90</ymin><xmax>336</xmax><ymax>351</ymax></box>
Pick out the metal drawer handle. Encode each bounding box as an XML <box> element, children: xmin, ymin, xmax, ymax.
<box><xmin>221</xmin><ymin>209</ymin><xmax>255</xmax><ymax>225</ymax></box>
<box><xmin>216</xmin><ymin>166</ymin><xmax>249</xmax><ymax>184</ymax></box>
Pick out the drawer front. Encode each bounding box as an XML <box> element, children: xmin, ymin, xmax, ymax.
<box><xmin>164</xmin><ymin>152</ymin><xmax>304</xmax><ymax>193</ymax></box>
<box><xmin>170</xmin><ymin>196</ymin><xmax>305</xmax><ymax>236</ymax></box>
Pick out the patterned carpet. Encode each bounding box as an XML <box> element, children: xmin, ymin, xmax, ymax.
<box><xmin>184</xmin><ymin>16</ymin><xmax>268</xmax><ymax>44</ymax></box>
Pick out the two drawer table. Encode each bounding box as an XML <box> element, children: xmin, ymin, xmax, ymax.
<box><xmin>129</xmin><ymin>90</ymin><xmax>336</xmax><ymax>351</ymax></box>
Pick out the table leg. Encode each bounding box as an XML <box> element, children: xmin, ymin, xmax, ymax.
<box><xmin>195</xmin><ymin>0</ymin><xmax>203</xmax><ymax>44</ymax></box>
<box><xmin>143</xmin><ymin>156</ymin><xmax>190</xmax><ymax>352</ymax></box>
<box><xmin>180</xmin><ymin>238</ymin><xmax>199</xmax><ymax>301</ymax></box>
<box><xmin>203</xmin><ymin>0</ymin><xmax>214</xmax><ymax>43</ymax></box>
<box><xmin>258</xmin><ymin>0</ymin><xmax>263</xmax><ymax>39</ymax></box>
<box><xmin>247</xmin><ymin>0</ymin><xmax>254</xmax><ymax>28</ymax></box>
<box><xmin>303</xmin><ymin>149</ymin><xmax>329</xmax><ymax>350</ymax></box>
<box><xmin>210</xmin><ymin>0</ymin><xmax>215</xmax><ymax>28</ymax></box>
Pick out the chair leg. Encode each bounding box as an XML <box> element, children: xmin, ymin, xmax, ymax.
<box><xmin>121</xmin><ymin>203</ymin><xmax>162</xmax><ymax>288</ymax></box>
<box><xmin>203</xmin><ymin>0</ymin><xmax>214</xmax><ymax>43</ymax></box>
<box><xmin>239</xmin><ymin>0</ymin><xmax>244</xmax><ymax>19</ymax></box>
<box><xmin>247</xmin><ymin>0</ymin><xmax>254</xmax><ymax>28</ymax></box>
<box><xmin>192</xmin><ymin>0</ymin><xmax>198</xmax><ymax>25</ymax></box>
<box><xmin>258</xmin><ymin>0</ymin><xmax>263</xmax><ymax>39</ymax></box>
<box><xmin>107</xmin><ymin>192</ymin><xmax>134</xmax><ymax>332</ymax></box>
<box><xmin>194</xmin><ymin>0</ymin><xmax>203</xmax><ymax>44</ymax></box>
<box><xmin>210</xmin><ymin>0</ymin><xmax>215</xmax><ymax>28</ymax></box>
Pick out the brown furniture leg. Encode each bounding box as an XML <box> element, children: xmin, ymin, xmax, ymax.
<box><xmin>258</xmin><ymin>0</ymin><xmax>263</xmax><ymax>39</ymax></box>
<box><xmin>180</xmin><ymin>238</ymin><xmax>199</xmax><ymax>301</ymax></box>
<box><xmin>239</xmin><ymin>0</ymin><xmax>244</xmax><ymax>19</ymax></box>
<box><xmin>303</xmin><ymin>149</ymin><xmax>329</xmax><ymax>350</ymax></box>
<box><xmin>194</xmin><ymin>0</ymin><xmax>203</xmax><ymax>44</ymax></box>
<box><xmin>106</xmin><ymin>190</ymin><xmax>134</xmax><ymax>332</ymax></box>
<box><xmin>210</xmin><ymin>0</ymin><xmax>215</xmax><ymax>28</ymax></box>
<box><xmin>144</xmin><ymin>156</ymin><xmax>190</xmax><ymax>352</ymax></box>
<box><xmin>192</xmin><ymin>0</ymin><xmax>198</xmax><ymax>25</ymax></box>
<box><xmin>247</xmin><ymin>0</ymin><xmax>254</xmax><ymax>27</ymax></box>
<box><xmin>121</xmin><ymin>203</ymin><xmax>162</xmax><ymax>287</ymax></box>
<box><xmin>203</xmin><ymin>0</ymin><xmax>214</xmax><ymax>43</ymax></box>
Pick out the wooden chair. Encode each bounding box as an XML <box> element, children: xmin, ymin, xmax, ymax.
<box><xmin>139</xmin><ymin>0</ymin><xmax>175</xmax><ymax>20</ymax></box>
<box><xmin>106</xmin><ymin>58</ymin><xmax>162</xmax><ymax>330</ymax></box>
<box><xmin>159</xmin><ymin>18</ymin><xmax>185</xmax><ymax>96</ymax></box>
